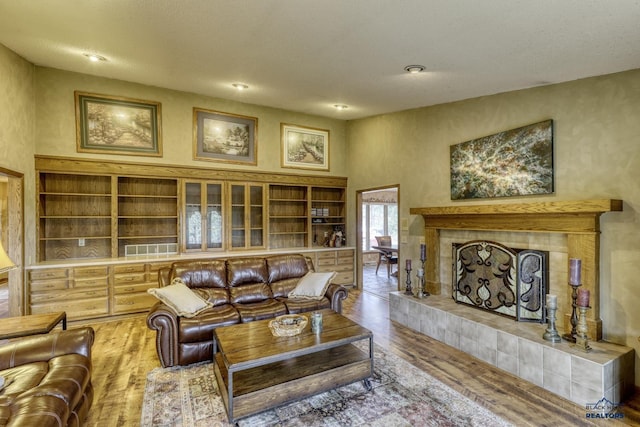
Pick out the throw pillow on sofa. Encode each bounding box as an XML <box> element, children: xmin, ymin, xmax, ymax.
<box><xmin>148</xmin><ymin>279</ymin><xmax>213</xmax><ymax>317</ymax></box>
<box><xmin>288</xmin><ymin>271</ymin><xmax>337</xmax><ymax>300</ymax></box>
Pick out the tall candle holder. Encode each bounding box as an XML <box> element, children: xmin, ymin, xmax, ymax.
<box><xmin>419</xmin><ymin>244</ymin><xmax>429</xmax><ymax>297</ymax></box>
<box><xmin>573</xmin><ymin>306</ymin><xmax>592</xmax><ymax>352</ymax></box>
<box><xmin>415</xmin><ymin>268</ymin><xmax>426</xmax><ymax>298</ymax></box>
<box><xmin>405</xmin><ymin>265</ymin><xmax>413</xmax><ymax>295</ymax></box>
<box><xmin>543</xmin><ymin>305</ymin><xmax>561</xmax><ymax>343</ymax></box>
<box><xmin>562</xmin><ymin>283</ymin><xmax>581</xmax><ymax>343</ymax></box>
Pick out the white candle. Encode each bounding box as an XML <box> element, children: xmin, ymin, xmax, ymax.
<box><xmin>546</xmin><ymin>294</ymin><xmax>557</xmax><ymax>309</ymax></box>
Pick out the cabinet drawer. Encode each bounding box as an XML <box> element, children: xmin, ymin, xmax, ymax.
<box><xmin>337</xmin><ymin>250</ymin><xmax>354</xmax><ymax>258</ymax></box>
<box><xmin>30</xmin><ymin>280</ymin><xmax>69</xmax><ymax>292</ymax></box>
<box><xmin>317</xmin><ymin>258</ymin><xmax>336</xmax><ymax>267</ymax></box>
<box><xmin>316</xmin><ymin>251</ymin><xmax>337</xmax><ymax>260</ymax></box>
<box><xmin>29</xmin><ymin>269</ymin><xmax>68</xmax><ymax>281</ymax></box>
<box><xmin>113</xmin><ymin>293</ymin><xmax>157</xmax><ymax>314</ymax></box>
<box><xmin>31</xmin><ymin>297</ymin><xmax>109</xmax><ymax>320</ymax></box>
<box><xmin>31</xmin><ymin>288</ymin><xmax>108</xmax><ymax>303</ymax></box>
<box><xmin>113</xmin><ymin>264</ymin><xmax>146</xmax><ymax>274</ymax></box>
<box><xmin>114</xmin><ymin>282</ymin><xmax>154</xmax><ymax>295</ymax></box>
<box><xmin>74</xmin><ymin>266</ymin><xmax>109</xmax><ymax>278</ymax></box>
<box><xmin>337</xmin><ymin>256</ymin><xmax>354</xmax><ymax>265</ymax></box>
<box><xmin>333</xmin><ymin>271</ymin><xmax>354</xmax><ymax>285</ymax></box>
<box><xmin>114</xmin><ymin>272</ymin><xmax>146</xmax><ymax>285</ymax></box>
<box><xmin>316</xmin><ymin>263</ymin><xmax>351</xmax><ymax>273</ymax></box>
<box><xmin>148</xmin><ymin>262</ymin><xmax>172</xmax><ymax>274</ymax></box>
<box><xmin>74</xmin><ymin>277</ymin><xmax>109</xmax><ymax>288</ymax></box>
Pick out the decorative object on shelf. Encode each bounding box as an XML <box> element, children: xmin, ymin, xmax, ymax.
<box><xmin>405</xmin><ymin>259</ymin><xmax>413</xmax><ymax>295</ymax></box>
<box><xmin>563</xmin><ymin>258</ymin><xmax>582</xmax><ymax>343</ymax></box>
<box><xmin>450</xmin><ymin>119</ymin><xmax>553</xmax><ymax>200</ymax></box>
<box><xmin>310</xmin><ymin>311</ymin><xmax>323</xmax><ymax>334</ymax></box>
<box><xmin>193</xmin><ymin>107</ymin><xmax>257</xmax><ymax>165</ymax></box>
<box><xmin>75</xmin><ymin>91</ymin><xmax>162</xmax><ymax>157</ymax></box>
<box><xmin>268</xmin><ymin>314</ymin><xmax>308</xmax><ymax>337</ymax></box>
<box><xmin>543</xmin><ymin>294</ymin><xmax>561</xmax><ymax>343</ymax></box>
<box><xmin>281</xmin><ymin>123</ymin><xmax>330</xmax><ymax>171</ymax></box>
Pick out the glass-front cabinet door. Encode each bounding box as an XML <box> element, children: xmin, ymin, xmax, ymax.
<box><xmin>184</xmin><ymin>181</ymin><xmax>224</xmax><ymax>251</ymax></box>
<box><xmin>229</xmin><ymin>183</ymin><xmax>265</xmax><ymax>249</ymax></box>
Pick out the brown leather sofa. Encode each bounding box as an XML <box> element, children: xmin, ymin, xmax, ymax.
<box><xmin>147</xmin><ymin>254</ymin><xmax>348</xmax><ymax>367</ymax></box>
<box><xmin>0</xmin><ymin>327</ymin><xmax>94</xmax><ymax>427</ymax></box>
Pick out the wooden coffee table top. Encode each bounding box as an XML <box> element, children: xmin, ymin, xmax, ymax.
<box><xmin>214</xmin><ymin>309</ymin><xmax>371</xmax><ymax>369</ymax></box>
<box><xmin>0</xmin><ymin>311</ymin><xmax>67</xmax><ymax>340</ymax></box>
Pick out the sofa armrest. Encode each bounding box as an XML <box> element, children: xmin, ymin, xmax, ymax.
<box><xmin>325</xmin><ymin>283</ymin><xmax>348</xmax><ymax>313</ymax></box>
<box><xmin>158</xmin><ymin>267</ymin><xmax>172</xmax><ymax>286</ymax></box>
<box><xmin>0</xmin><ymin>327</ymin><xmax>94</xmax><ymax>370</ymax></box>
<box><xmin>146</xmin><ymin>301</ymin><xmax>180</xmax><ymax>368</ymax></box>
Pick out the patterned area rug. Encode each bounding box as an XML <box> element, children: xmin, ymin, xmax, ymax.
<box><xmin>140</xmin><ymin>343</ymin><xmax>513</xmax><ymax>427</ymax></box>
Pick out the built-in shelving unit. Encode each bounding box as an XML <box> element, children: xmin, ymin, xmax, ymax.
<box><xmin>117</xmin><ymin>177</ymin><xmax>179</xmax><ymax>257</ymax></box>
<box><xmin>32</xmin><ymin>155</ymin><xmax>351</xmax><ymax>321</ymax></box>
<box><xmin>35</xmin><ymin>155</ymin><xmax>347</xmax><ymax>260</ymax></box>
<box><xmin>268</xmin><ymin>185</ymin><xmax>308</xmax><ymax>249</ymax></box>
<box><xmin>311</xmin><ymin>186</ymin><xmax>345</xmax><ymax>247</ymax></box>
<box><xmin>38</xmin><ymin>172</ymin><xmax>113</xmax><ymax>260</ymax></box>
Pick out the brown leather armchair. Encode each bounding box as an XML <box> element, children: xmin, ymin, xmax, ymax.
<box><xmin>147</xmin><ymin>254</ymin><xmax>348</xmax><ymax>367</ymax></box>
<box><xmin>0</xmin><ymin>327</ymin><xmax>94</xmax><ymax>427</ymax></box>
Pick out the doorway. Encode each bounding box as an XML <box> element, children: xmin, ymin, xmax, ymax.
<box><xmin>356</xmin><ymin>186</ymin><xmax>399</xmax><ymax>299</ymax></box>
<box><xmin>0</xmin><ymin>167</ymin><xmax>24</xmax><ymax>318</ymax></box>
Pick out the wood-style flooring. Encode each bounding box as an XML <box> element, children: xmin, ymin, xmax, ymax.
<box><xmin>3</xmin><ymin>284</ymin><xmax>640</xmax><ymax>425</ymax></box>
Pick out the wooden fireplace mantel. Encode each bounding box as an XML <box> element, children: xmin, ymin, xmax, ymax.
<box><xmin>409</xmin><ymin>199</ymin><xmax>623</xmax><ymax>340</ymax></box>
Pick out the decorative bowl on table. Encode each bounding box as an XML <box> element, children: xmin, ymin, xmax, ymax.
<box><xmin>268</xmin><ymin>314</ymin><xmax>308</xmax><ymax>337</ymax></box>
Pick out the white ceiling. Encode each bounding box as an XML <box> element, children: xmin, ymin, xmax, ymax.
<box><xmin>1</xmin><ymin>0</ymin><xmax>640</xmax><ymax>120</ymax></box>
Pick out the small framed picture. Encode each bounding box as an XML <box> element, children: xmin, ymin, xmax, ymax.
<box><xmin>281</xmin><ymin>123</ymin><xmax>330</xmax><ymax>171</ymax></box>
<box><xmin>193</xmin><ymin>108</ymin><xmax>258</xmax><ymax>165</ymax></box>
<box><xmin>75</xmin><ymin>91</ymin><xmax>162</xmax><ymax>156</ymax></box>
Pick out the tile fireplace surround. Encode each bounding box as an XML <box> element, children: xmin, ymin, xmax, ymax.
<box><xmin>405</xmin><ymin>199</ymin><xmax>634</xmax><ymax>408</ymax></box>
<box><xmin>390</xmin><ymin>292</ymin><xmax>634</xmax><ymax>407</ymax></box>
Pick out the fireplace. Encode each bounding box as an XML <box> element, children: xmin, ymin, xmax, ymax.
<box><xmin>452</xmin><ymin>240</ymin><xmax>548</xmax><ymax>323</ymax></box>
<box><xmin>409</xmin><ymin>198</ymin><xmax>623</xmax><ymax>341</ymax></box>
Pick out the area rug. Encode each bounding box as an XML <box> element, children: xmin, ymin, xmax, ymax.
<box><xmin>140</xmin><ymin>343</ymin><xmax>513</xmax><ymax>427</ymax></box>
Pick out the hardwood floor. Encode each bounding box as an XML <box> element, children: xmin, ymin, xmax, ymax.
<box><xmin>6</xmin><ymin>288</ymin><xmax>640</xmax><ymax>426</ymax></box>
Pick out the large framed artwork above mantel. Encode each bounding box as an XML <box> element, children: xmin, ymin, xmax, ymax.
<box><xmin>450</xmin><ymin>120</ymin><xmax>554</xmax><ymax>200</ymax></box>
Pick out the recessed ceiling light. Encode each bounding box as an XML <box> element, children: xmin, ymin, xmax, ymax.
<box><xmin>333</xmin><ymin>104</ymin><xmax>348</xmax><ymax>110</ymax></box>
<box><xmin>83</xmin><ymin>53</ymin><xmax>107</xmax><ymax>62</ymax></box>
<box><xmin>404</xmin><ymin>65</ymin><xmax>425</xmax><ymax>73</ymax></box>
<box><xmin>232</xmin><ymin>83</ymin><xmax>249</xmax><ymax>90</ymax></box>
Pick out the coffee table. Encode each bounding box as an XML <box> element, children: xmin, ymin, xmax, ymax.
<box><xmin>213</xmin><ymin>309</ymin><xmax>373</xmax><ymax>423</ymax></box>
<box><xmin>0</xmin><ymin>311</ymin><xmax>67</xmax><ymax>340</ymax></box>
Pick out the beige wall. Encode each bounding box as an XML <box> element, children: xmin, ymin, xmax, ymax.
<box><xmin>34</xmin><ymin>67</ymin><xmax>348</xmax><ymax>176</ymax></box>
<box><xmin>346</xmin><ymin>68</ymin><xmax>640</xmax><ymax>383</ymax></box>
<box><xmin>0</xmin><ymin>44</ymin><xmax>35</xmax><ymax>264</ymax></box>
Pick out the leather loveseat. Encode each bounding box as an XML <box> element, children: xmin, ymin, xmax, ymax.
<box><xmin>0</xmin><ymin>327</ymin><xmax>94</xmax><ymax>427</ymax></box>
<box><xmin>146</xmin><ymin>254</ymin><xmax>348</xmax><ymax>367</ymax></box>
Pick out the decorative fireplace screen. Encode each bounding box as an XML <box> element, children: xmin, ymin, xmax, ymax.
<box><xmin>452</xmin><ymin>241</ymin><xmax>548</xmax><ymax>323</ymax></box>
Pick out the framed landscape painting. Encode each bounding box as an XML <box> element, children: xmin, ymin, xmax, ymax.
<box><xmin>281</xmin><ymin>123</ymin><xmax>330</xmax><ymax>171</ymax></box>
<box><xmin>450</xmin><ymin>120</ymin><xmax>554</xmax><ymax>200</ymax></box>
<box><xmin>75</xmin><ymin>91</ymin><xmax>162</xmax><ymax>157</ymax></box>
<box><xmin>193</xmin><ymin>108</ymin><xmax>257</xmax><ymax>165</ymax></box>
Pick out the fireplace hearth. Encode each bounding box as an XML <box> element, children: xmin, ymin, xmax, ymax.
<box><xmin>453</xmin><ymin>240</ymin><xmax>547</xmax><ymax>323</ymax></box>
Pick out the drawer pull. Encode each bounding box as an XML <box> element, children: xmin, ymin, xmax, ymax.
<box><xmin>122</xmin><ymin>301</ymin><xmax>135</xmax><ymax>306</ymax></box>
<box><xmin>124</xmin><ymin>287</ymin><xmax>135</xmax><ymax>292</ymax></box>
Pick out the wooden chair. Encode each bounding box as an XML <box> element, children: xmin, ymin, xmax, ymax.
<box><xmin>374</xmin><ymin>236</ymin><xmax>397</xmax><ymax>277</ymax></box>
